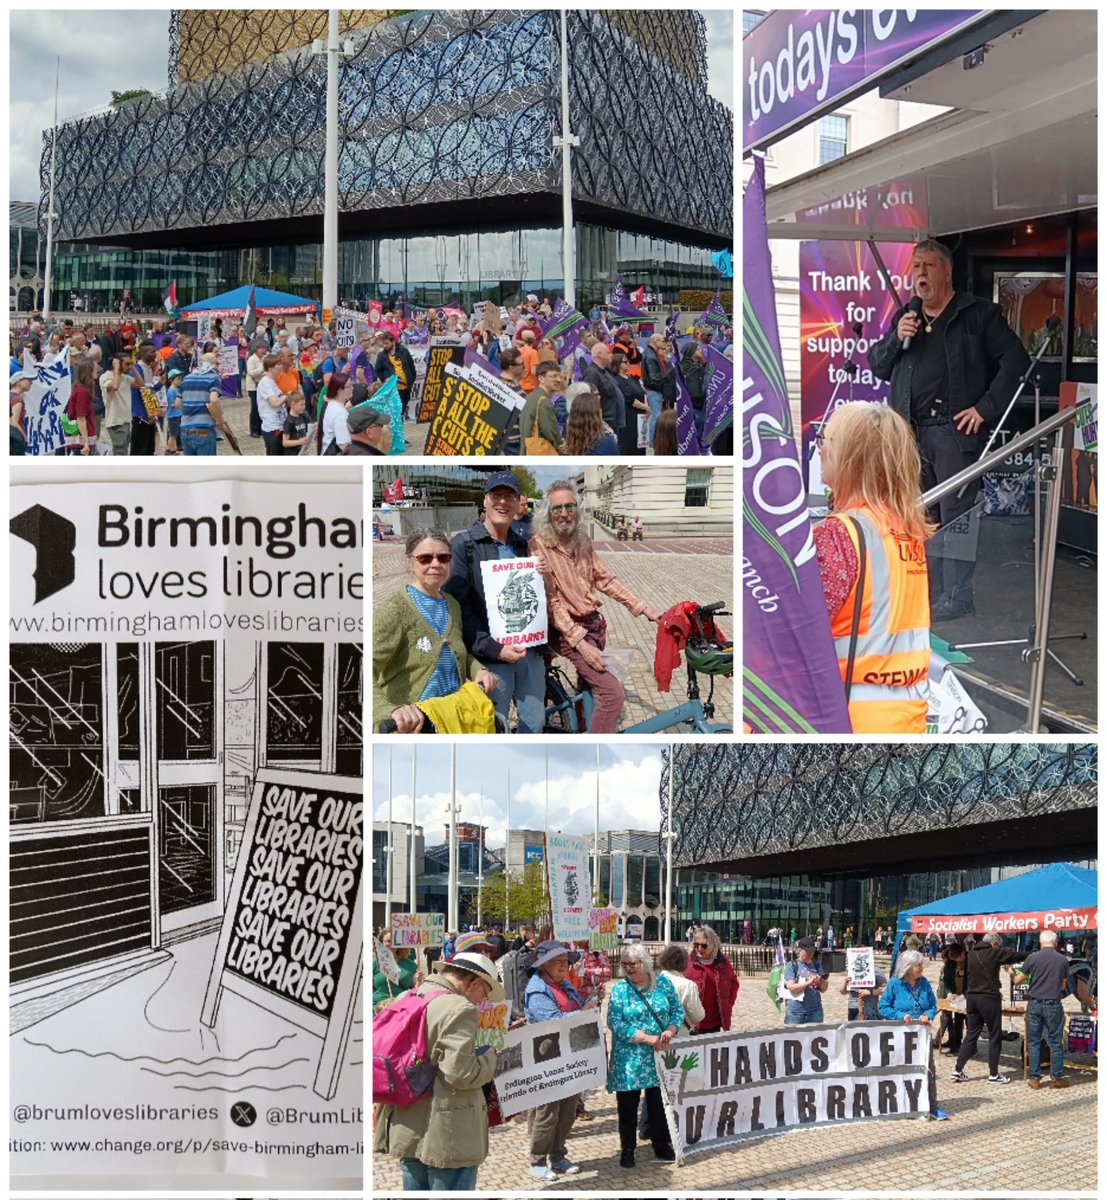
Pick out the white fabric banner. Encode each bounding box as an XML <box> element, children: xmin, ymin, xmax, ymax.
<box><xmin>545</xmin><ymin>833</ymin><xmax>591</xmax><ymax>942</ymax></box>
<box><xmin>494</xmin><ymin>1010</ymin><xmax>606</xmax><ymax>1118</ymax></box>
<box><xmin>658</xmin><ymin>1022</ymin><xmax>931</xmax><ymax>1160</ymax></box>
<box><xmin>22</xmin><ymin>349</ymin><xmax>72</xmax><ymax>456</ymax></box>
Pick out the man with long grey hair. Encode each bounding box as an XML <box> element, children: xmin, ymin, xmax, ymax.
<box><xmin>530</xmin><ymin>481</ymin><xmax>661</xmax><ymax>733</ymax></box>
<box><xmin>951</xmin><ymin>931</ymin><xmax>1022</xmax><ymax>1084</ymax></box>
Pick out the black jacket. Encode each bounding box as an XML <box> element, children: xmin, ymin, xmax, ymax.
<box><xmin>581</xmin><ymin>363</ymin><xmax>624</xmax><ymax>432</ymax></box>
<box><xmin>867</xmin><ymin>292</ymin><xmax>1030</xmax><ymax>451</ymax></box>
<box><xmin>374</xmin><ymin>343</ymin><xmax>417</xmax><ymax>392</ymax></box>
<box><xmin>443</xmin><ymin>518</ymin><xmax>532</xmax><ymax>663</ymax></box>
<box><xmin>964</xmin><ymin>941</ymin><xmax>1021</xmax><ymax>997</ymax></box>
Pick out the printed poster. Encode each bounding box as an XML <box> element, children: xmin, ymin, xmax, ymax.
<box><xmin>494</xmin><ymin>1010</ymin><xmax>606</xmax><ymax>1118</ymax></box>
<box><xmin>845</xmin><ymin>947</ymin><xmax>876</xmax><ymax>989</ymax></box>
<box><xmin>478</xmin><ymin>558</ymin><xmax>547</xmax><ymax>648</ymax></box>
<box><xmin>10</xmin><ymin>468</ymin><xmax>364</xmax><ymax>1184</ymax></box>
<box><xmin>545</xmin><ymin>834</ymin><xmax>591</xmax><ymax>943</ymax></box>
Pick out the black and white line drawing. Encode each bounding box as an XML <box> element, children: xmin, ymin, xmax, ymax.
<box><xmin>9</xmin><ymin>470</ymin><xmax>364</xmax><ymax>1184</ymax></box>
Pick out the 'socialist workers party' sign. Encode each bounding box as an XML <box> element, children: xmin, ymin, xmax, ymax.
<box><xmin>657</xmin><ymin>1022</ymin><xmax>931</xmax><ymax>1161</ymax></box>
<box><xmin>202</xmin><ymin>769</ymin><xmax>363</xmax><ymax>1101</ymax></box>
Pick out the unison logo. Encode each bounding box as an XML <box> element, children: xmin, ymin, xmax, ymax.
<box><xmin>10</xmin><ymin>504</ymin><xmax>77</xmax><ymax>604</ymax></box>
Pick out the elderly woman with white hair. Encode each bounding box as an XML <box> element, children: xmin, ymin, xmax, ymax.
<box><xmin>606</xmin><ymin>943</ymin><xmax>683</xmax><ymax>1168</ymax></box>
<box><xmin>878</xmin><ymin>949</ymin><xmax>948</xmax><ymax>1121</ymax></box>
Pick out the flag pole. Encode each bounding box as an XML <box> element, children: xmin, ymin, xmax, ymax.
<box><xmin>322</xmin><ymin>10</ymin><xmax>340</xmax><ymax>319</ymax></box>
<box><xmin>385</xmin><ymin>748</ymin><xmax>394</xmax><ymax>931</ymax></box>
<box><xmin>554</xmin><ymin>11</ymin><xmax>579</xmax><ymax>308</ymax></box>
<box><xmin>409</xmin><ymin>748</ymin><xmax>418</xmax><ymax>914</ymax></box>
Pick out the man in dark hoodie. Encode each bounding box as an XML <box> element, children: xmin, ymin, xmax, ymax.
<box><xmin>950</xmin><ymin>932</ymin><xmax>1022</xmax><ymax>1084</ymax></box>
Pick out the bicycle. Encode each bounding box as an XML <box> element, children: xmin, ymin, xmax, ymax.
<box><xmin>544</xmin><ymin>601</ymin><xmax>733</xmax><ymax>734</ymax></box>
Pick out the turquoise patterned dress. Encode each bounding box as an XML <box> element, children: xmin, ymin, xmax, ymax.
<box><xmin>606</xmin><ymin>972</ymin><xmax>685</xmax><ymax>1092</ymax></box>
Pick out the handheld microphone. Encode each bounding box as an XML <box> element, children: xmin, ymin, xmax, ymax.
<box><xmin>901</xmin><ymin>297</ymin><xmax>924</xmax><ymax>351</ymax></box>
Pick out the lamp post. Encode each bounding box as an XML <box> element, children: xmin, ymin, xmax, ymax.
<box><xmin>409</xmin><ymin>748</ymin><xmax>418</xmax><ymax>914</ymax></box>
<box><xmin>553</xmin><ymin>11</ymin><xmax>580</xmax><ymax>307</ymax></box>
<box><xmin>42</xmin><ymin>56</ymin><xmax>61</xmax><ymax>320</ymax></box>
<box><xmin>663</xmin><ymin>747</ymin><xmax>675</xmax><ymax>942</ymax></box>
<box><xmin>447</xmin><ymin>745</ymin><xmax>459</xmax><ymax>933</ymax></box>
<box><xmin>385</xmin><ymin>749</ymin><xmax>394</xmax><ymax>930</ymax></box>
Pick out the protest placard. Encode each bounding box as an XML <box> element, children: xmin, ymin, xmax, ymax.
<box><xmin>476</xmin><ymin>998</ymin><xmax>511</xmax><ymax>1050</ymax></box>
<box><xmin>657</xmin><ymin>1021</ymin><xmax>931</xmax><ymax>1161</ymax></box>
<box><xmin>845</xmin><ymin>946</ymin><xmax>876</xmax><ymax>989</ymax></box>
<box><xmin>21</xmin><ymin>350</ymin><xmax>71</xmax><ymax>456</ymax></box>
<box><xmin>217</xmin><ymin>342</ymin><xmax>238</xmax><ymax>379</ymax></box>
<box><xmin>201</xmin><ymin>769</ymin><xmax>363</xmax><ymax>1100</ymax></box>
<box><xmin>588</xmin><ymin>907</ymin><xmax>619</xmax><ymax>951</ymax></box>
<box><xmin>374</xmin><ymin>935</ymin><xmax>399</xmax><ymax>984</ymax></box>
<box><xmin>334</xmin><ymin>306</ymin><xmax>362</xmax><ymax>349</ymax></box>
<box><xmin>494</xmin><ymin>1010</ymin><xmax>606</xmax><ymax>1118</ymax></box>
<box><xmin>479</xmin><ymin>558</ymin><xmax>547</xmax><ymax>648</ymax></box>
<box><xmin>417</xmin><ymin>336</ymin><xmax>468</xmax><ymax>422</ymax></box>
<box><xmin>391</xmin><ymin>912</ymin><xmax>445</xmax><ymax>947</ymax></box>
<box><xmin>544</xmin><ymin>834</ymin><xmax>591</xmax><ymax>942</ymax></box>
<box><xmin>423</xmin><ymin>361</ymin><xmax>521</xmax><ymax>456</ymax></box>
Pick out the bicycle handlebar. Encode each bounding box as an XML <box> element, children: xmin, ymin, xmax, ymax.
<box><xmin>698</xmin><ymin>601</ymin><xmax>729</xmax><ymax>617</ymax></box>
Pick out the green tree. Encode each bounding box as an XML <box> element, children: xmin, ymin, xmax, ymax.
<box><xmin>477</xmin><ymin>860</ymin><xmax>548</xmax><ymax>929</ymax></box>
<box><xmin>110</xmin><ymin>89</ymin><xmax>152</xmax><ymax>107</ymax></box>
<box><xmin>511</xmin><ymin>466</ymin><xmax>542</xmax><ymax>500</ymax></box>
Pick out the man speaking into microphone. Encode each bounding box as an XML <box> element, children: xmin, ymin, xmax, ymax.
<box><xmin>868</xmin><ymin>240</ymin><xmax>1029</xmax><ymax>622</ymax></box>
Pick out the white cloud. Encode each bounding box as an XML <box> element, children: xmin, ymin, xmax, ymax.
<box><xmin>373</xmin><ymin>755</ymin><xmax>663</xmax><ymax>848</ymax></box>
<box><xmin>703</xmin><ymin>11</ymin><xmax>735</xmax><ymax>111</ymax></box>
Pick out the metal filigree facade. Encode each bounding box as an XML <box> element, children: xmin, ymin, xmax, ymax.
<box><xmin>662</xmin><ymin>744</ymin><xmax>1098</xmax><ymax>868</ymax></box>
<box><xmin>42</xmin><ymin>10</ymin><xmax>730</xmax><ymax>246</ymax></box>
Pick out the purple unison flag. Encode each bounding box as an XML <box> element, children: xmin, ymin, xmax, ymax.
<box><xmin>608</xmin><ymin>274</ymin><xmax>650</xmax><ymax>323</ymax></box>
<box><xmin>541</xmin><ymin>296</ymin><xmax>589</xmax><ymax>358</ymax></box>
<box><xmin>701</xmin><ymin>290</ymin><xmax>730</xmax><ymax>329</ymax></box>
<box><xmin>665</xmin><ymin>308</ymin><xmax>681</xmax><ymax>341</ymax></box>
<box><xmin>609</xmin><ymin>274</ymin><xmax>628</xmax><ymax>308</ymax></box>
<box><xmin>743</xmin><ymin>156</ymin><xmax>850</xmax><ymax>733</ymax></box>
<box><xmin>702</xmin><ymin>344</ymin><xmax>733</xmax><ymax>446</ymax></box>
<box><xmin>672</xmin><ymin>354</ymin><xmax>702</xmax><ymax>457</ymax></box>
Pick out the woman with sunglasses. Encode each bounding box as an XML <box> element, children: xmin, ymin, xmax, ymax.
<box><xmin>683</xmin><ymin>924</ymin><xmax>739</xmax><ymax>1034</ymax></box>
<box><xmin>606</xmin><ymin>943</ymin><xmax>683</xmax><ymax>1168</ymax></box>
<box><xmin>373</xmin><ymin>527</ymin><xmax>498</xmax><ymax>732</ymax></box>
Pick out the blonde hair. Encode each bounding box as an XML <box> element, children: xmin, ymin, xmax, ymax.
<box><xmin>824</xmin><ymin>402</ymin><xmax>936</xmax><ymax>542</ymax></box>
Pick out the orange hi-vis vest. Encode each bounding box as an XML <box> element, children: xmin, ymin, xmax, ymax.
<box><xmin>830</xmin><ymin>507</ymin><xmax>930</xmax><ymax>734</ymax></box>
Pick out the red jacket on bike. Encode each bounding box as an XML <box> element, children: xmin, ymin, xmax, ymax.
<box><xmin>654</xmin><ymin>601</ymin><xmax>698</xmax><ymax>692</ymax></box>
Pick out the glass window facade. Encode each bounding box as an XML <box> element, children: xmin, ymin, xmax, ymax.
<box><xmin>48</xmin><ymin>221</ymin><xmax>720</xmax><ymax>315</ymax></box>
<box><xmin>818</xmin><ymin>115</ymin><xmax>850</xmax><ymax>165</ymax></box>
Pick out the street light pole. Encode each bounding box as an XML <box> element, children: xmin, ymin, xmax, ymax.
<box><xmin>385</xmin><ymin>748</ymin><xmax>394</xmax><ymax>931</ymax></box>
<box><xmin>505</xmin><ymin>769</ymin><xmax>511</xmax><ymax>934</ymax></box>
<box><xmin>664</xmin><ymin>747</ymin><xmax>675</xmax><ymax>942</ymax></box>
<box><xmin>593</xmin><ymin>744</ymin><xmax>600</xmax><ymax>905</ymax></box>
<box><xmin>42</xmin><ymin>56</ymin><xmax>60</xmax><ymax>320</ymax></box>
<box><xmin>477</xmin><ymin>786</ymin><xmax>484</xmax><ymax>928</ymax></box>
<box><xmin>447</xmin><ymin>745</ymin><xmax>459</xmax><ymax>933</ymax></box>
<box><xmin>322</xmin><ymin>9</ymin><xmax>340</xmax><ymax>319</ymax></box>
<box><xmin>409</xmin><ymin>749</ymin><xmax>418</xmax><ymax>914</ymax></box>
<box><xmin>553</xmin><ymin>11</ymin><xmax>580</xmax><ymax>307</ymax></box>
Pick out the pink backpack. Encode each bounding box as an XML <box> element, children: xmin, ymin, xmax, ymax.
<box><xmin>372</xmin><ymin>988</ymin><xmax>450</xmax><ymax>1107</ymax></box>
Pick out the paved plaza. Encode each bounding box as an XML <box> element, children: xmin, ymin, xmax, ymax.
<box><xmin>371</xmin><ymin>956</ymin><xmax>1097</xmax><ymax>1192</ymax></box>
<box><xmin>373</xmin><ymin>535</ymin><xmax>735</xmax><ymax>729</ymax></box>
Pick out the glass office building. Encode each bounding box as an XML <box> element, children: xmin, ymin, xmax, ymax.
<box><xmin>39</xmin><ymin>10</ymin><xmax>731</xmax><ymax>313</ymax></box>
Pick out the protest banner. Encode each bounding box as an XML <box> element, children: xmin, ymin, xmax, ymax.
<box><xmin>672</xmin><ymin>349</ymin><xmax>702</xmax><ymax>456</ymax></box>
<box><xmin>392</xmin><ymin>911</ymin><xmax>445</xmax><ymax>947</ymax></box>
<box><xmin>22</xmin><ymin>349</ymin><xmax>71</xmax><ymax>456</ymax></box>
<box><xmin>479</xmin><ymin>557</ymin><xmax>547</xmax><ymax>648</ymax></box>
<box><xmin>8</xmin><ymin>481</ymin><xmax>363</xmax><ymax>640</ymax></box>
<box><xmin>201</xmin><ymin>768</ymin><xmax>363</xmax><ymax>1100</ymax></box>
<box><xmin>418</xmin><ymin>335</ymin><xmax>469</xmax><ymax>422</ymax></box>
<box><xmin>588</xmin><ymin>906</ymin><xmax>619</xmax><ymax>951</ymax></box>
<box><xmin>545</xmin><ymin>834</ymin><xmax>591</xmax><ymax>942</ymax></box>
<box><xmin>218</xmin><ymin>340</ymin><xmax>238</xmax><ymax>377</ymax></box>
<box><xmin>845</xmin><ymin>947</ymin><xmax>876</xmax><ymax>989</ymax></box>
<box><xmin>910</xmin><ymin>908</ymin><xmax>1097</xmax><ymax>935</ymax></box>
<box><xmin>494</xmin><ymin>1010</ymin><xmax>606</xmax><ymax>1118</ymax></box>
<box><xmin>423</xmin><ymin>361</ymin><xmax>520</xmax><ymax>456</ymax></box>
<box><xmin>476</xmin><ymin>997</ymin><xmax>511</xmax><ymax>1050</ymax></box>
<box><xmin>334</xmin><ymin>306</ymin><xmax>361</xmax><ymax>348</ymax></box>
<box><xmin>374</xmin><ymin>934</ymin><xmax>399</xmax><ymax>984</ymax></box>
<box><xmin>703</xmin><ymin>344</ymin><xmax>733</xmax><ymax>447</ymax></box>
<box><xmin>743</xmin><ymin>155</ymin><xmax>852</xmax><ymax>734</ymax></box>
<box><xmin>658</xmin><ymin>1021</ymin><xmax>931</xmax><ymax>1161</ymax></box>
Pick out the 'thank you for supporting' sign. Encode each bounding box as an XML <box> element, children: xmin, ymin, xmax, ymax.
<box><xmin>201</xmin><ymin>768</ymin><xmax>363</xmax><ymax>1099</ymax></box>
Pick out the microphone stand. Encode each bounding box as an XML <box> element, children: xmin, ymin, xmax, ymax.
<box><xmin>950</xmin><ymin>317</ymin><xmax>1085</xmax><ymax>691</ymax></box>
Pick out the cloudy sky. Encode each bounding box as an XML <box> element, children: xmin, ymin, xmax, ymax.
<box><xmin>9</xmin><ymin>9</ymin><xmax>734</xmax><ymax>200</ymax></box>
<box><xmin>371</xmin><ymin>743</ymin><xmax>665</xmax><ymax>848</ymax></box>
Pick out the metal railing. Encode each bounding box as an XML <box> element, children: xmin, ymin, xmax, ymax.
<box><xmin>921</xmin><ymin>406</ymin><xmax>1079</xmax><ymax>733</ymax></box>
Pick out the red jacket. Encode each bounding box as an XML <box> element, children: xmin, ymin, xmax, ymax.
<box><xmin>654</xmin><ymin>601</ymin><xmax>697</xmax><ymax>692</ymax></box>
<box><xmin>684</xmin><ymin>953</ymin><xmax>739</xmax><ymax>1032</ymax></box>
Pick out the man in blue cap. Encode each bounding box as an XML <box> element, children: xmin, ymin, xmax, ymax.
<box><xmin>444</xmin><ymin>471</ymin><xmax>545</xmax><ymax>732</ymax></box>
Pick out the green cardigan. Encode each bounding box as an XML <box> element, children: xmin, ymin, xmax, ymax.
<box><xmin>373</xmin><ymin>587</ymin><xmax>478</xmax><ymax>726</ymax></box>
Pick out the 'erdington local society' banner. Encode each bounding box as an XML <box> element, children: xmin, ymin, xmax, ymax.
<box><xmin>494</xmin><ymin>1010</ymin><xmax>605</xmax><ymax>1119</ymax></box>
<box><xmin>657</xmin><ymin>1021</ymin><xmax>931</xmax><ymax>1161</ymax></box>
